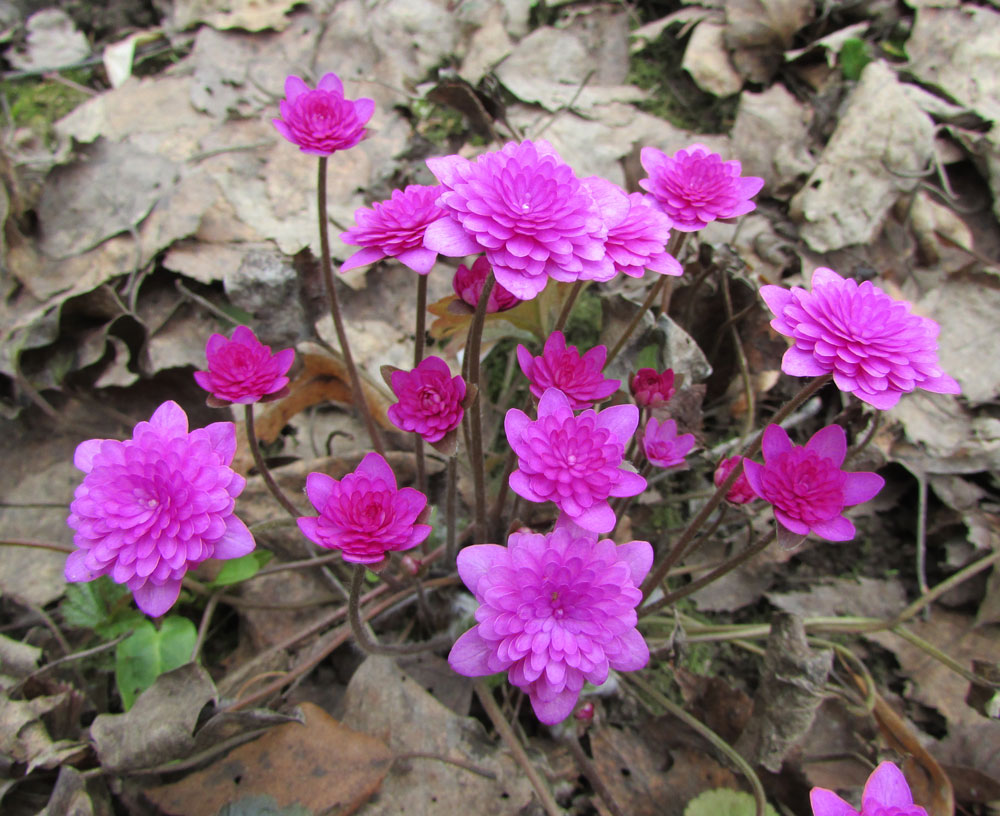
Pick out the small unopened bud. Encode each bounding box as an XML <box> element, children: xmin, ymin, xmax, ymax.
<box><xmin>400</xmin><ymin>555</ymin><xmax>422</xmax><ymax>576</ymax></box>
<box><xmin>713</xmin><ymin>455</ymin><xmax>756</xmax><ymax>505</ymax></box>
<box><xmin>574</xmin><ymin>702</ymin><xmax>595</xmax><ymax>722</ymax></box>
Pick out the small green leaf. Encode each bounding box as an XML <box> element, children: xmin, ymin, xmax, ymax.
<box><xmin>115</xmin><ymin>616</ymin><xmax>197</xmax><ymax>710</ymax></box>
<box><xmin>209</xmin><ymin>550</ymin><xmax>273</xmax><ymax>587</ymax></box>
<box><xmin>216</xmin><ymin>795</ymin><xmax>312</xmax><ymax>816</ymax></box>
<box><xmin>61</xmin><ymin>576</ymin><xmax>145</xmax><ymax>638</ymax></box>
<box><xmin>636</xmin><ymin>343</ymin><xmax>660</xmax><ymax>371</ymax></box>
<box><xmin>839</xmin><ymin>38</ymin><xmax>872</xmax><ymax>81</ymax></box>
<box><xmin>684</xmin><ymin>789</ymin><xmax>779</xmax><ymax>816</ymax></box>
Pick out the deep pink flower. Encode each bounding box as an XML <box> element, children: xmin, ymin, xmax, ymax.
<box><xmin>387</xmin><ymin>356</ymin><xmax>466</xmax><ymax>444</ymax></box>
<box><xmin>504</xmin><ymin>388</ymin><xmax>646</xmax><ymax>533</ymax></box>
<box><xmin>630</xmin><ymin>368</ymin><xmax>675</xmax><ymax>408</ymax></box>
<box><xmin>603</xmin><ymin>190</ymin><xmax>682</xmax><ymax>278</ymax></box>
<box><xmin>743</xmin><ymin>424</ymin><xmax>884</xmax><ymax>548</ymax></box>
<box><xmin>713</xmin><ymin>455</ymin><xmax>756</xmax><ymax>505</ymax></box>
<box><xmin>272</xmin><ymin>73</ymin><xmax>374</xmax><ymax>156</ymax></box>
<box><xmin>194</xmin><ymin>326</ymin><xmax>295</xmax><ymax>406</ymax></box>
<box><xmin>423</xmin><ymin>140</ymin><xmax>619</xmax><ymax>301</ymax></box>
<box><xmin>297</xmin><ymin>453</ymin><xmax>431</xmax><ymax>566</ymax></box>
<box><xmin>759</xmin><ymin>267</ymin><xmax>961</xmax><ymax>410</ymax></box>
<box><xmin>65</xmin><ymin>401</ymin><xmax>254</xmax><ymax>617</ymax></box>
<box><xmin>448</xmin><ymin>525</ymin><xmax>653</xmax><ymax>724</ymax></box>
<box><xmin>810</xmin><ymin>761</ymin><xmax>928</xmax><ymax>816</ymax></box>
<box><xmin>517</xmin><ymin>331</ymin><xmax>620</xmax><ymax>409</ymax></box>
<box><xmin>340</xmin><ymin>185</ymin><xmax>444</xmax><ymax>275</ymax></box>
<box><xmin>642</xmin><ymin>417</ymin><xmax>696</xmax><ymax>470</ymax></box>
<box><xmin>453</xmin><ymin>256</ymin><xmax>521</xmax><ymax>313</ymax></box>
<box><xmin>639</xmin><ymin>143</ymin><xmax>764</xmax><ymax>232</ymax></box>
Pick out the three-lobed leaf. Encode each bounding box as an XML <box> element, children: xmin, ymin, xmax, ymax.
<box><xmin>115</xmin><ymin>616</ymin><xmax>197</xmax><ymax>710</ymax></box>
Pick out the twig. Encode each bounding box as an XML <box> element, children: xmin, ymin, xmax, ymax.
<box><xmin>563</xmin><ymin>734</ymin><xmax>627</xmax><ymax>816</ymax></box>
<box><xmin>192</xmin><ymin>591</ymin><xmax>222</xmax><ymax>662</ymax></box>
<box><xmin>914</xmin><ymin>471</ymin><xmax>930</xmax><ymax>619</ymax></box>
<box><xmin>24</xmin><ymin>631</ymin><xmax>131</xmax><ymax>683</ymax></box>
<box><xmin>393</xmin><ymin>751</ymin><xmax>497</xmax><ymax>780</ymax></box>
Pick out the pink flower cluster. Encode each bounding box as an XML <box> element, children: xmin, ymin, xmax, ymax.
<box><xmin>643</xmin><ymin>417</ymin><xmax>695</xmax><ymax>470</ymax></box>
<box><xmin>517</xmin><ymin>331</ymin><xmax>619</xmax><ymax>409</ymax></box>
<box><xmin>387</xmin><ymin>356</ymin><xmax>467</xmax><ymax>446</ymax></box>
<box><xmin>811</xmin><ymin>761</ymin><xmax>927</xmax><ymax>816</ymax></box>
<box><xmin>453</xmin><ymin>256</ymin><xmax>521</xmax><ymax>313</ymax></box>
<box><xmin>273</xmin><ymin>74</ymin><xmax>374</xmax><ymax>156</ymax></box>
<box><xmin>449</xmin><ymin>525</ymin><xmax>652</xmax><ymax>724</ymax></box>
<box><xmin>194</xmin><ymin>326</ymin><xmax>295</xmax><ymax>406</ymax></box>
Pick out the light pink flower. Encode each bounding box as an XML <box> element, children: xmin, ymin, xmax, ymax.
<box><xmin>713</xmin><ymin>455</ymin><xmax>756</xmax><ymax>505</ymax></box>
<box><xmin>340</xmin><ymin>185</ymin><xmax>444</xmax><ymax>275</ymax></box>
<box><xmin>194</xmin><ymin>326</ymin><xmax>295</xmax><ymax>406</ymax></box>
<box><xmin>743</xmin><ymin>424</ymin><xmax>884</xmax><ymax>548</ymax></box>
<box><xmin>517</xmin><ymin>331</ymin><xmax>620</xmax><ymax>409</ymax></box>
<box><xmin>387</xmin><ymin>356</ymin><xmax>466</xmax><ymax>444</ymax></box>
<box><xmin>759</xmin><ymin>267</ymin><xmax>961</xmax><ymax>410</ymax></box>
<box><xmin>66</xmin><ymin>401</ymin><xmax>254</xmax><ymax>617</ymax></box>
<box><xmin>297</xmin><ymin>453</ymin><xmax>431</xmax><ymax>567</ymax></box>
<box><xmin>642</xmin><ymin>417</ymin><xmax>696</xmax><ymax>470</ymax></box>
<box><xmin>630</xmin><ymin>367</ymin><xmax>676</xmax><ymax>408</ymax></box>
<box><xmin>423</xmin><ymin>140</ymin><xmax>618</xmax><ymax>301</ymax></box>
<box><xmin>603</xmin><ymin>190</ymin><xmax>682</xmax><ymax>278</ymax></box>
<box><xmin>453</xmin><ymin>256</ymin><xmax>521</xmax><ymax>313</ymax></box>
<box><xmin>273</xmin><ymin>73</ymin><xmax>374</xmax><ymax>156</ymax></box>
<box><xmin>504</xmin><ymin>388</ymin><xmax>646</xmax><ymax>533</ymax></box>
<box><xmin>810</xmin><ymin>761</ymin><xmax>928</xmax><ymax>816</ymax></box>
<box><xmin>448</xmin><ymin>525</ymin><xmax>653</xmax><ymax>724</ymax></box>
<box><xmin>639</xmin><ymin>143</ymin><xmax>764</xmax><ymax>232</ymax></box>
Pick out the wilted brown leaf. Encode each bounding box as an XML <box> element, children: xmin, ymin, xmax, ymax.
<box><xmin>724</xmin><ymin>0</ymin><xmax>815</xmax><ymax>83</ymax></box>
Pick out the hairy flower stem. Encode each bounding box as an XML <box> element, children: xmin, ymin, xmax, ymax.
<box><xmin>553</xmin><ymin>280</ymin><xmax>584</xmax><ymax>333</ymax></box>
<box><xmin>245</xmin><ymin>404</ymin><xmax>301</xmax><ymax>519</ymax></box>
<box><xmin>489</xmin><ymin>447</ymin><xmax>518</xmax><ymax>543</ymax></box>
<box><xmin>414</xmin><ymin>274</ymin><xmax>428</xmax><ymax>495</ymax></box>
<box><xmin>317</xmin><ymin>157</ymin><xmax>384</xmax><ymax>456</ymax></box>
<box><xmin>445</xmin><ymin>456</ymin><xmax>458</xmax><ymax>564</ymax></box>
<box><xmin>466</xmin><ymin>272</ymin><xmax>496</xmax><ymax>543</ymax></box>
<box><xmin>641</xmin><ymin>373</ymin><xmax>832</xmax><ymax>599</ymax></box>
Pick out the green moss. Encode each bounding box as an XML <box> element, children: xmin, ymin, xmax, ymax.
<box><xmin>1</xmin><ymin>70</ymin><xmax>91</xmax><ymax>146</ymax></box>
<box><xmin>410</xmin><ymin>98</ymin><xmax>467</xmax><ymax>148</ymax></box>
<box><xmin>563</xmin><ymin>287</ymin><xmax>602</xmax><ymax>349</ymax></box>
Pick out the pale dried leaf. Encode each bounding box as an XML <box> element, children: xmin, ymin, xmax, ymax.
<box><xmin>724</xmin><ymin>0</ymin><xmax>815</xmax><ymax>82</ymax></box>
<box><xmin>684</xmin><ymin>21</ymin><xmax>743</xmax><ymax>96</ymax></box>
<box><xmin>768</xmin><ymin>576</ymin><xmax>907</xmax><ymax>620</ymax></box>
<box><xmin>5</xmin><ymin>9</ymin><xmax>89</xmax><ymax>72</ymax></box>
<box><xmin>172</xmin><ymin>0</ymin><xmax>304</xmax><ymax>32</ymax></box>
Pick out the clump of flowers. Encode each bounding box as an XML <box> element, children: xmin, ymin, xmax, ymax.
<box><xmin>297</xmin><ymin>453</ymin><xmax>431</xmax><ymax>567</ymax></box>
<box><xmin>452</xmin><ymin>256</ymin><xmax>521</xmax><ymax>313</ymax></box>
<box><xmin>194</xmin><ymin>326</ymin><xmax>295</xmax><ymax>406</ymax></box>
<box><xmin>517</xmin><ymin>331</ymin><xmax>619</xmax><ymax>409</ymax></box>
<box><xmin>65</xmin><ymin>401</ymin><xmax>255</xmax><ymax>617</ymax></box>
<box><xmin>639</xmin><ymin>143</ymin><xmax>764</xmax><ymax>232</ymax></box>
<box><xmin>759</xmin><ymin>267</ymin><xmax>961</xmax><ymax>410</ymax></box>
<box><xmin>504</xmin><ymin>388</ymin><xmax>645</xmax><ymax>533</ymax></box>
<box><xmin>273</xmin><ymin>73</ymin><xmax>374</xmax><ymax>156</ymax></box>
<box><xmin>385</xmin><ymin>356</ymin><xmax>468</xmax><ymax>449</ymax></box>
<box><xmin>811</xmin><ymin>761</ymin><xmax>928</xmax><ymax>816</ymax></box>
<box><xmin>423</xmin><ymin>140</ymin><xmax>615</xmax><ymax>300</ymax></box>
<box><xmin>449</xmin><ymin>525</ymin><xmax>653</xmax><ymax>724</ymax></box>
<box><xmin>713</xmin><ymin>455</ymin><xmax>756</xmax><ymax>505</ymax></box>
<box><xmin>340</xmin><ymin>185</ymin><xmax>444</xmax><ymax>275</ymax></box>
<box><xmin>642</xmin><ymin>417</ymin><xmax>696</xmax><ymax>470</ymax></box>
<box><xmin>743</xmin><ymin>424</ymin><xmax>884</xmax><ymax>548</ymax></box>
<box><xmin>630</xmin><ymin>367</ymin><xmax>676</xmax><ymax>408</ymax></box>
<box><xmin>603</xmin><ymin>191</ymin><xmax>682</xmax><ymax>278</ymax></box>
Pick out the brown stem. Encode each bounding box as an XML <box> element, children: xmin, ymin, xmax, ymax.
<box><xmin>317</xmin><ymin>156</ymin><xmax>384</xmax><ymax>456</ymax></box>
<box><xmin>466</xmin><ymin>272</ymin><xmax>496</xmax><ymax>543</ymax></box>
<box><xmin>564</xmin><ymin>734</ymin><xmax>627</xmax><ymax>816</ymax></box>
<box><xmin>553</xmin><ymin>280</ymin><xmax>584</xmax><ymax>333</ymax></box>
<box><xmin>414</xmin><ymin>273</ymin><xmax>428</xmax><ymax>495</ymax></box>
<box><xmin>606</xmin><ymin>276</ymin><xmax>666</xmax><ymax>367</ymax></box>
<box><xmin>245</xmin><ymin>404</ymin><xmax>301</xmax><ymax>519</ymax></box>
<box><xmin>446</xmin><ymin>456</ymin><xmax>458</xmax><ymax>565</ymax></box>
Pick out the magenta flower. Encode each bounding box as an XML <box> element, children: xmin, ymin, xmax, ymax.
<box><xmin>505</xmin><ymin>388</ymin><xmax>646</xmax><ymax>533</ymax></box>
<box><xmin>65</xmin><ymin>401</ymin><xmax>254</xmax><ymax>617</ymax></box>
<box><xmin>297</xmin><ymin>453</ymin><xmax>431</xmax><ymax>567</ymax></box>
<box><xmin>759</xmin><ymin>267</ymin><xmax>961</xmax><ymax>410</ymax></box>
<box><xmin>193</xmin><ymin>326</ymin><xmax>295</xmax><ymax>406</ymax></box>
<box><xmin>386</xmin><ymin>356</ymin><xmax>467</xmax><ymax>445</ymax></box>
<box><xmin>604</xmin><ymin>191</ymin><xmax>682</xmax><ymax>278</ymax></box>
<box><xmin>340</xmin><ymin>185</ymin><xmax>444</xmax><ymax>275</ymax></box>
<box><xmin>423</xmin><ymin>140</ymin><xmax>617</xmax><ymax>301</ymax></box>
<box><xmin>272</xmin><ymin>73</ymin><xmax>374</xmax><ymax>156</ymax></box>
<box><xmin>517</xmin><ymin>331</ymin><xmax>620</xmax><ymax>409</ymax></box>
<box><xmin>713</xmin><ymin>456</ymin><xmax>756</xmax><ymax>505</ymax></box>
<box><xmin>453</xmin><ymin>256</ymin><xmax>521</xmax><ymax>313</ymax></box>
<box><xmin>642</xmin><ymin>417</ymin><xmax>696</xmax><ymax>470</ymax></box>
<box><xmin>639</xmin><ymin>143</ymin><xmax>764</xmax><ymax>232</ymax></box>
<box><xmin>811</xmin><ymin>761</ymin><xmax>928</xmax><ymax>816</ymax></box>
<box><xmin>630</xmin><ymin>367</ymin><xmax>676</xmax><ymax>408</ymax></box>
<box><xmin>448</xmin><ymin>525</ymin><xmax>653</xmax><ymax>724</ymax></box>
<box><xmin>743</xmin><ymin>424</ymin><xmax>884</xmax><ymax>548</ymax></box>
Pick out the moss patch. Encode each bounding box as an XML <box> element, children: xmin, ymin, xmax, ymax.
<box><xmin>1</xmin><ymin>70</ymin><xmax>92</xmax><ymax>146</ymax></box>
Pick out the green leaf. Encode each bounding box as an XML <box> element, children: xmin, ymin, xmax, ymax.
<box><xmin>209</xmin><ymin>550</ymin><xmax>273</xmax><ymax>587</ymax></box>
<box><xmin>61</xmin><ymin>576</ymin><xmax>145</xmax><ymax>638</ymax></box>
<box><xmin>839</xmin><ymin>38</ymin><xmax>872</xmax><ymax>81</ymax></box>
<box><xmin>115</xmin><ymin>616</ymin><xmax>197</xmax><ymax>710</ymax></box>
<box><xmin>684</xmin><ymin>789</ymin><xmax>779</xmax><ymax>816</ymax></box>
<box><xmin>636</xmin><ymin>343</ymin><xmax>660</xmax><ymax>371</ymax></box>
<box><xmin>216</xmin><ymin>795</ymin><xmax>312</xmax><ymax>816</ymax></box>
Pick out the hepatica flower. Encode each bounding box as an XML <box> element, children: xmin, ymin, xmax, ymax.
<box><xmin>340</xmin><ymin>185</ymin><xmax>444</xmax><ymax>275</ymax></box>
<box><xmin>713</xmin><ymin>455</ymin><xmax>756</xmax><ymax>505</ymax></box>
<box><xmin>760</xmin><ymin>267</ymin><xmax>960</xmax><ymax>410</ymax></box>
<box><xmin>194</xmin><ymin>326</ymin><xmax>295</xmax><ymax>406</ymax></box>
<box><xmin>603</xmin><ymin>190</ymin><xmax>682</xmax><ymax>278</ymax></box>
<box><xmin>298</xmin><ymin>452</ymin><xmax>430</xmax><ymax>566</ymax></box>
<box><xmin>630</xmin><ymin>367</ymin><xmax>676</xmax><ymax>408</ymax></box>
<box><xmin>273</xmin><ymin>73</ymin><xmax>374</xmax><ymax>156</ymax></box>
<box><xmin>386</xmin><ymin>356</ymin><xmax>467</xmax><ymax>446</ymax></box>
<box><xmin>449</xmin><ymin>526</ymin><xmax>653</xmax><ymax>724</ymax></box>
<box><xmin>811</xmin><ymin>761</ymin><xmax>928</xmax><ymax>816</ymax></box>
<box><xmin>642</xmin><ymin>417</ymin><xmax>695</xmax><ymax>470</ymax></box>
<box><xmin>639</xmin><ymin>143</ymin><xmax>764</xmax><ymax>232</ymax></box>
<box><xmin>453</xmin><ymin>256</ymin><xmax>521</xmax><ymax>313</ymax></box>
<box><xmin>423</xmin><ymin>140</ymin><xmax>616</xmax><ymax>300</ymax></box>
<box><xmin>66</xmin><ymin>401</ymin><xmax>254</xmax><ymax>617</ymax></box>
<box><xmin>743</xmin><ymin>424</ymin><xmax>884</xmax><ymax>548</ymax></box>
<box><xmin>505</xmin><ymin>388</ymin><xmax>645</xmax><ymax>533</ymax></box>
<box><xmin>517</xmin><ymin>331</ymin><xmax>620</xmax><ymax>409</ymax></box>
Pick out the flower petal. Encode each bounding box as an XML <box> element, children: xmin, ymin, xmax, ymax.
<box><xmin>132</xmin><ymin>579</ymin><xmax>182</xmax><ymax>618</ymax></box>
<box><xmin>842</xmin><ymin>471</ymin><xmax>884</xmax><ymax>506</ymax></box>
<box><xmin>457</xmin><ymin>544</ymin><xmax>508</xmax><ymax>593</ymax></box>
<box><xmin>761</xmin><ymin>424</ymin><xmax>793</xmax><ymax>461</ymax></box>
<box><xmin>448</xmin><ymin>627</ymin><xmax>495</xmax><ymax>677</ymax></box>
<box><xmin>862</xmin><ymin>761</ymin><xmax>914</xmax><ymax>811</ymax></box>
<box><xmin>809</xmin><ymin>788</ymin><xmax>860</xmax><ymax>816</ymax></box>
<box><xmin>805</xmin><ymin>424</ymin><xmax>847</xmax><ymax>466</ymax></box>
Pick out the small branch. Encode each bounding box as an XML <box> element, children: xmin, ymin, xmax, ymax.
<box><xmin>563</xmin><ymin>734</ymin><xmax>627</xmax><ymax>816</ymax></box>
<box><xmin>394</xmin><ymin>751</ymin><xmax>497</xmax><ymax>780</ymax></box>
<box><xmin>1</xmin><ymin>538</ymin><xmax>74</xmax><ymax>554</ymax></box>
